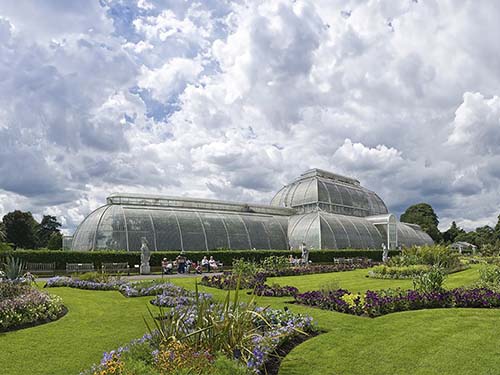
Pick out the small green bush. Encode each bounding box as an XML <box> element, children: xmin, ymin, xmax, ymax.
<box><xmin>389</xmin><ymin>245</ymin><xmax>460</xmax><ymax>269</ymax></box>
<box><xmin>412</xmin><ymin>267</ymin><xmax>446</xmax><ymax>293</ymax></box>
<box><xmin>368</xmin><ymin>265</ymin><xmax>431</xmax><ymax>279</ymax></box>
<box><xmin>475</xmin><ymin>265</ymin><xmax>500</xmax><ymax>291</ymax></box>
<box><xmin>232</xmin><ymin>258</ymin><xmax>258</xmax><ymax>277</ymax></box>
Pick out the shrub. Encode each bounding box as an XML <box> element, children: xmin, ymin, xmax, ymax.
<box><xmin>412</xmin><ymin>267</ymin><xmax>447</xmax><ymax>293</ymax></box>
<box><xmin>400</xmin><ymin>245</ymin><xmax>460</xmax><ymax>269</ymax></box>
<box><xmin>231</xmin><ymin>258</ymin><xmax>258</xmax><ymax>277</ymax></box>
<box><xmin>475</xmin><ymin>265</ymin><xmax>500</xmax><ymax>291</ymax></box>
<box><xmin>260</xmin><ymin>255</ymin><xmax>291</xmax><ymax>271</ymax></box>
<box><xmin>368</xmin><ymin>265</ymin><xmax>431</xmax><ymax>279</ymax></box>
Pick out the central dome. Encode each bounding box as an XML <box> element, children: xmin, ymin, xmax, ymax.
<box><xmin>270</xmin><ymin>168</ymin><xmax>388</xmax><ymax>217</ymax></box>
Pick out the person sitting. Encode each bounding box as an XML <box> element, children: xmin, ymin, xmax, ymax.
<box><xmin>192</xmin><ymin>261</ymin><xmax>203</xmax><ymax>274</ymax></box>
<box><xmin>162</xmin><ymin>258</ymin><xmax>173</xmax><ymax>274</ymax></box>
<box><xmin>201</xmin><ymin>256</ymin><xmax>210</xmax><ymax>272</ymax></box>
<box><xmin>209</xmin><ymin>256</ymin><xmax>218</xmax><ymax>271</ymax></box>
<box><xmin>161</xmin><ymin>258</ymin><xmax>173</xmax><ymax>274</ymax></box>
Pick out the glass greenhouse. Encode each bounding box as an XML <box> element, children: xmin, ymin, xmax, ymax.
<box><xmin>70</xmin><ymin>168</ymin><xmax>433</xmax><ymax>251</ymax></box>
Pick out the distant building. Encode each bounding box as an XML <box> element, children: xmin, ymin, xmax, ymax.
<box><xmin>450</xmin><ymin>241</ymin><xmax>477</xmax><ymax>254</ymax></box>
<box><xmin>70</xmin><ymin>168</ymin><xmax>433</xmax><ymax>251</ymax></box>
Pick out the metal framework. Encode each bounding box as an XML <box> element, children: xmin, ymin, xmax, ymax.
<box><xmin>71</xmin><ymin>168</ymin><xmax>433</xmax><ymax>251</ymax></box>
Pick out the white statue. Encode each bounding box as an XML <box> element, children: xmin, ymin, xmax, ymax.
<box><xmin>382</xmin><ymin>243</ymin><xmax>389</xmax><ymax>263</ymax></box>
<box><xmin>300</xmin><ymin>242</ymin><xmax>309</xmax><ymax>265</ymax></box>
<box><xmin>140</xmin><ymin>237</ymin><xmax>151</xmax><ymax>275</ymax></box>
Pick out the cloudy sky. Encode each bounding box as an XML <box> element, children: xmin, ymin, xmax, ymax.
<box><xmin>0</xmin><ymin>0</ymin><xmax>499</xmax><ymax>233</ymax></box>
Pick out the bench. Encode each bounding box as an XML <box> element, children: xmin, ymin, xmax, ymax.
<box><xmin>334</xmin><ymin>257</ymin><xmax>372</xmax><ymax>265</ymax></box>
<box><xmin>25</xmin><ymin>262</ymin><xmax>56</xmax><ymax>276</ymax></box>
<box><xmin>102</xmin><ymin>262</ymin><xmax>130</xmax><ymax>275</ymax></box>
<box><xmin>333</xmin><ymin>257</ymin><xmax>354</xmax><ymax>264</ymax></box>
<box><xmin>66</xmin><ymin>263</ymin><xmax>94</xmax><ymax>274</ymax></box>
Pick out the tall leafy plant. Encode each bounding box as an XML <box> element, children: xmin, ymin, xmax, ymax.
<box><xmin>2</xmin><ymin>256</ymin><xmax>25</xmax><ymax>281</ymax></box>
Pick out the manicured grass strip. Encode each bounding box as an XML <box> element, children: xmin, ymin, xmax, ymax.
<box><xmin>0</xmin><ymin>288</ymin><xmax>154</xmax><ymax>375</ymax></box>
<box><xmin>265</xmin><ymin>265</ymin><xmax>481</xmax><ymax>293</ymax></box>
<box><xmin>279</xmin><ymin>308</ymin><xmax>500</xmax><ymax>375</ymax></box>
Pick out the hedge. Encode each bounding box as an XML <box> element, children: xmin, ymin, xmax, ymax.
<box><xmin>0</xmin><ymin>249</ymin><xmax>399</xmax><ymax>270</ymax></box>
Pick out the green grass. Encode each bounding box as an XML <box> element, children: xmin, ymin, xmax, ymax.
<box><xmin>1</xmin><ymin>265</ymin><xmax>499</xmax><ymax>375</ymax></box>
<box><xmin>0</xmin><ymin>288</ymin><xmax>155</xmax><ymax>375</ymax></box>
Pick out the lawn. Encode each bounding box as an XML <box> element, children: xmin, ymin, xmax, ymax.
<box><xmin>1</xmin><ymin>265</ymin><xmax>499</xmax><ymax>375</ymax></box>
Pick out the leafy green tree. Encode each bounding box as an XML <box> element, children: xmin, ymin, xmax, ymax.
<box><xmin>2</xmin><ymin>210</ymin><xmax>39</xmax><ymax>249</ymax></box>
<box><xmin>0</xmin><ymin>223</ymin><xmax>6</xmax><ymax>242</ymax></box>
<box><xmin>473</xmin><ymin>225</ymin><xmax>496</xmax><ymax>247</ymax></box>
<box><xmin>455</xmin><ymin>231</ymin><xmax>476</xmax><ymax>244</ymax></box>
<box><xmin>442</xmin><ymin>221</ymin><xmax>465</xmax><ymax>244</ymax></box>
<box><xmin>400</xmin><ymin>203</ymin><xmax>442</xmax><ymax>242</ymax></box>
<box><xmin>47</xmin><ymin>232</ymin><xmax>63</xmax><ymax>250</ymax></box>
<box><xmin>36</xmin><ymin>215</ymin><xmax>62</xmax><ymax>248</ymax></box>
<box><xmin>494</xmin><ymin>214</ymin><xmax>500</xmax><ymax>240</ymax></box>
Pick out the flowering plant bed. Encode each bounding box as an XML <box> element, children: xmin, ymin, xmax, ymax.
<box><xmin>0</xmin><ymin>281</ymin><xmax>66</xmax><ymax>332</ymax></box>
<box><xmin>200</xmin><ymin>272</ymin><xmax>266</xmax><ymax>290</ymax></box>
<box><xmin>295</xmin><ymin>287</ymin><xmax>500</xmax><ymax>317</ymax></box>
<box><xmin>81</xmin><ymin>283</ymin><xmax>316</xmax><ymax>375</ymax></box>
<box><xmin>367</xmin><ymin>264</ymin><xmax>470</xmax><ymax>279</ymax></box>
<box><xmin>260</xmin><ymin>262</ymin><xmax>374</xmax><ymax>278</ymax></box>
<box><xmin>253</xmin><ymin>283</ymin><xmax>299</xmax><ymax>297</ymax></box>
<box><xmin>45</xmin><ymin>276</ymin><xmax>125</xmax><ymax>291</ymax></box>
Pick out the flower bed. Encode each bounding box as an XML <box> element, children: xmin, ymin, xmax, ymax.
<box><xmin>200</xmin><ymin>272</ymin><xmax>266</xmax><ymax>290</ymax></box>
<box><xmin>368</xmin><ymin>264</ymin><xmax>470</xmax><ymax>280</ymax></box>
<box><xmin>253</xmin><ymin>283</ymin><xmax>298</xmax><ymax>297</ymax></box>
<box><xmin>0</xmin><ymin>281</ymin><xmax>66</xmax><ymax>332</ymax></box>
<box><xmin>45</xmin><ymin>276</ymin><xmax>191</xmax><ymax>299</ymax></box>
<box><xmin>150</xmin><ymin>289</ymin><xmax>212</xmax><ymax>307</ymax></box>
<box><xmin>295</xmin><ymin>287</ymin><xmax>500</xmax><ymax>317</ymax></box>
<box><xmin>201</xmin><ymin>263</ymin><xmax>373</xmax><ymax>292</ymax></box>
<box><xmin>260</xmin><ymin>262</ymin><xmax>373</xmax><ymax>278</ymax></box>
<box><xmin>81</xmin><ymin>283</ymin><xmax>316</xmax><ymax>375</ymax></box>
<box><xmin>367</xmin><ymin>265</ymin><xmax>431</xmax><ymax>279</ymax></box>
<box><xmin>45</xmin><ymin>276</ymin><xmax>124</xmax><ymax>291</ymax></box>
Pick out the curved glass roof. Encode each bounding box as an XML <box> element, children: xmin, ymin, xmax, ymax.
<box><xmin>71</xmin><ymin>204</ymin><xmax>289</xmax><ymax>252</ymax></box>
<box><xmin>271</xmin><ymin>169</ymin><xmax>388</xmax><ymax>217</ymax></box>
<box><xmin>288</xmin><ymin>211</ymin><xmax>433</xmax><ymax>250</ymax></box>
<box><xmin>71</xmin><ymin>168</ymin><xmax>433</xmax><ymax>252</ymax></box>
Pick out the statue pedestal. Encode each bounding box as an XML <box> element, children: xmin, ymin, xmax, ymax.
<box><xmin>140</xmin><ymin>264</ymin><xmax>151</xmax><ymax>275</ymax></box>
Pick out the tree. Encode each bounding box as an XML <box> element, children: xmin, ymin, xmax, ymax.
<box><xmin>36</xmin><ymin>215</ymin><xmax>62</xmax><ymax>248</ymax></box>
<box><xmin>47</xmin><ymin>232</ymin><xmax>63</xmax><ymax>250</ymax></box>
<box><xmin>494</xmin><ymin>214</ymin><xmax>500</xmax><ymax>240</ymax></box>
<box><xmin>442</xmin><ymin>221</ymin><xmax>465</xmax><ymax>244</ymax></box>
<box><xmin>2</xmin><ymin>210</ymin><xmax>39</xmax><ymax>249</ymax></box>
<box><xmin>400</xmin><ymin>203</ymin><xmax>442</xmax><ymax>242</ymax></box>
<box><xmin>474</xmin><ymin>225</ymin><xmax>496</xmax><ymax>247</ymax></box>
<box><xmin>0</xmin><ymin>223</ymin><xmax>5</xmax><ymax>242</ymax></box>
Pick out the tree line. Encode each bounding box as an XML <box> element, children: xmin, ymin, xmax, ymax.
<box><xmin>400</xmin><ymin>203</ymin><xmax>500</xmax><ymax>252</ymax></box>
<box><xmin>0</xmin><ymin>210</ymin><xmax>63</xmax><ymax>250</ymax></box>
